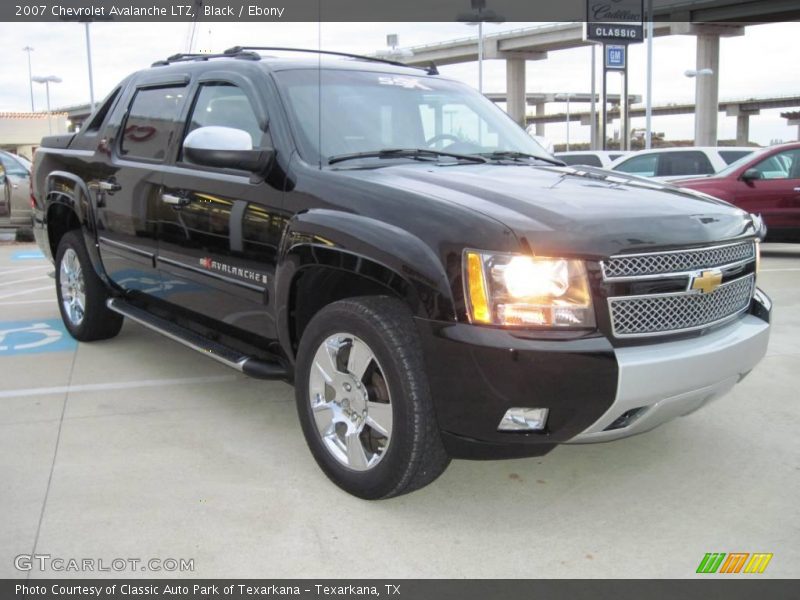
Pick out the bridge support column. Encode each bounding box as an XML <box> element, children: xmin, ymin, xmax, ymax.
<box><xmin>506</xmin><ymin>58</ymin><xmax>526</xmax><ymax>127</ymax></box>
<box><xmin>535</xmin><ymin>102</ymin><xmax>546</xmax><ymax>136</ymax></box>
<box><xmin>694</xmin><ymin>33</ymin><xmax>720</xmax><ymax>146</ymax></box>
<box><xmin>736</xmin><ymin>115</ymin><xmax>749</xmax><ymax>145</ymax></box>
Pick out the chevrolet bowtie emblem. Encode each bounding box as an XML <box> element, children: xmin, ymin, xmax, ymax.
<box><xmin>690</xmin><ymin>269</ymin><xmax>723</xmax><ymax>294</ymax></box>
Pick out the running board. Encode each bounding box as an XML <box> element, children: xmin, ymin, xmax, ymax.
<box><xmin>106</xmin><ymin>298</ymin><xmax>287</xmax><ymax>380</ymax></box>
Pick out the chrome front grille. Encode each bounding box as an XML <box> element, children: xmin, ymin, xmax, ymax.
<box><xmin>609</xmin><ymin>274</ymin><xmax>755</xmax><ymax>337</ymax></box>
<box><xmin>602</xmin><ymin>241</ymin><xmax>755</xmax><ymax>279</ymax></box>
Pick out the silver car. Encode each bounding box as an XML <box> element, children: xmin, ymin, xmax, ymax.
<box><xmin>0</xmin><ymin>150</ymin><xmax>32</xmax><ymax>227</ymax></box>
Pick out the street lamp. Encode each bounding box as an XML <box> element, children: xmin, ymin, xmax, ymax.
<box><xmin>556</xmin><ymin>93</ymin><xmax>572</xmax><ymax>151</ymax></box>
<box><xmin>31</xmin><ymin>75</ymin><xmax>62</xmax><ymax>134</ymax></box>
<box><xmin>458</xmin><ymin>0</ymin><xmax>504</xmax><ymax>94</ymax></box>
<box><xmin>23</xmin><ymin>46</ymin><xmax>35</xmax><ymax>112</ymax></box>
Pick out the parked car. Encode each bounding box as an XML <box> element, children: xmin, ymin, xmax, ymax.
<box><xmin>610</xmin><ymin>146</ymin><xmax>756</xmax><ymax>181</ymax></box>
<box><xmin>676</xmin><ymin>142</ymin><xmax>800</xmax><ymax>240</ymax></box>
<box><xmin>32</xmin><ymin>48</ymin><xmax>770</xmax><ymax>499</ymax></box>
<box><xmin>555</xmin><ymin>150</ymin><xmax>629</xmax><ymax>168</ymax></box>
<box><xmin>0</xmin><ymin>150</ymin><xmax>32</xmax><ymax>227</ymax></box>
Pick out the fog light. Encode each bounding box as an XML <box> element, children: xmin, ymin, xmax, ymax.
<box><xmin>498</xmin><ymin>407</ymin><xmax>549</xmax><ymax>431</ymax></box>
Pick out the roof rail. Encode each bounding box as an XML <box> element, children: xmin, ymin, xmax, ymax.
<box><xmin>151</xmin><ymin>50</ymin><xmax>261</xmax><ymax>67</ymax></box>
<box><xmin>223</xmin><ymin>46</ymin><xmax>438</xmax><ymax>75</ymax></box>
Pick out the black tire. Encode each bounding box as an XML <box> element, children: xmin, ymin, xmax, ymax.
<box><xmin>295</xmin><ymin>296</ymin><xmax>450</xmax><ymax>499</ymax></box>
<box><xmin>55</xmin><ymin>229</ymin><xmax>123</xmax><ymax>341</ymax></box>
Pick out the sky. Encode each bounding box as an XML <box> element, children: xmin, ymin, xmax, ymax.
<box><xmin>1</xmin><ymin>21</ymin><xmax>798</xmax><ymax>146</ymax></box>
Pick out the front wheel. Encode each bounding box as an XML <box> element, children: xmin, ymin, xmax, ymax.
<box><xmin>295</xmin><ymin>296</ymin><xmax>449</xmax><ymax>499</ymax></box>
<box><xmin>55</xmin><ymin>230</ymin><xmax>123</xmax><ymax>341</ymax></box>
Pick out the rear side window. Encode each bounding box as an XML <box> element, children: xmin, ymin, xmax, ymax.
<box><xmin>719</xmin><ymin>150</ymin><xmax>752</xmax><ymax>165</ymax></box>
<box><xmin>84</xmin><ymin>88</ymin><xmax>120</xmax><ymax>133</ymax></box>
<box><xmin>121</xmin><ymin>86</ymin><xmax>187</xmax><ymax>161</ymax></box>
<box><xmin>614</xmin><ymin>154</ymin><xmax>658</xmax><ymax>177</ymax></box>
<box><xmin>656</xmin><ymin>151</ymin><xmax>714</xmax><ymax>177</ymax></box>
<box><xmin>559</xmin><ymin>154</ymin><xmax>603</xmax><ymax>167</ymax></box>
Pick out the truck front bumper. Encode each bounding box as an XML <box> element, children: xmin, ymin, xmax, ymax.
<box><xmin>416</xmin><ymin>289</ymin><xmax>771</xmax><ymax>459</ymax></box>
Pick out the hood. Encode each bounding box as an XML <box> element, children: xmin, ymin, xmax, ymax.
<box><xmin>336</xmin><ymin>163</ymin><xmax>757</xmax><ymax>257</ymax></box>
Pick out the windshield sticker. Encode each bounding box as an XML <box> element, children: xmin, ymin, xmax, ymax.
<box><xmin>377</xmin><ymin>76</ymin><xmax>432</xmax><ymax>90</ymax></box>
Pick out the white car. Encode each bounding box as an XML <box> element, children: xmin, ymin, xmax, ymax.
<box><xmin>555</xmin><ymin>150</ymin><xmax>630</xmax><ymax>168</ymax></box>
<box><xmin>609</xmin><ymin>146</ymin><xmax>756</xmax><ymax>181</ymax></box>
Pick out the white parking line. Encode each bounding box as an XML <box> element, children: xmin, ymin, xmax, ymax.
<box><xmin>0</xmin><ymin>375</ymin><xmax>241</xmax><ymax>399</ymax></box>
<box><xmin>761</xmin><ymin>268</ymin><xmax>800</xmax><ymax>272</ymax></box>
<box><xmin>0</xmin><ymin>265</ymin><xmax>50</xmax><ymax>276</ymax></box>
<box><xmin>0</xmin><ymin>299</ymin><xmax>55</xmax><ymax>306</ymax></box>
<box><xmin>0</xmin><ymin>285</ymin><xmax>53</xmax><ymax>300</ymax></box>
<box><xmin>0</xmin><ymin>275</ymin><xmax>49</xmax><ymax>288</ymax></box>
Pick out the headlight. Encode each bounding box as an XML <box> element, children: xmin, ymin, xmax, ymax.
<box><xmin>464</xmin><ymin>250</ymin><xmax>595</xmax><ymax>328</ymax></box>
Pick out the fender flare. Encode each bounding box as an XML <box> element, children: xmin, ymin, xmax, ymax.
<box><xmin>44</xmin><ymin>171</ymin><xmax>110</xmax><ymax>284</ymax></box>
<box><xmin>275</xmin><ymin>209</ymin><xmax>456</xmax><ymax>358</ymax></box>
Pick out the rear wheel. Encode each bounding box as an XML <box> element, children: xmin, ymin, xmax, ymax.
<box><xmin>295</xmin><ymin>296</ymin><xmax>450</xmax><ymax>499</ymax></box>
<box><xmin>55</xmin><ymin>230</ymin><xmax>123</xmax><ymax>341</ymax></box>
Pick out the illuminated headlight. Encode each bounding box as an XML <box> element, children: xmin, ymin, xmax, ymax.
<box><xmin>464</xmin><ymin>250</ymin><xmax>595</xmax><ymax>328</ymax></box>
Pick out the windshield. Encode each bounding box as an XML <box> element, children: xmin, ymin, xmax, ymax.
<box><xmin>273</xmin><ymin>68</ymin><xmax>550</xmax><ymax>165</ymax></box>
<box><xmin>713</xmin><ymin>147</ymin><xmax>769</xmax><ymax>178</ymax></box>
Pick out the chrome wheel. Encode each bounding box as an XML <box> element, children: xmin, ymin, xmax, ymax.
<box><xmin>308</xmin><ymin>333</ymin><xmax>393</xmax><ymax>471</ymax></box>
<box><xmin>59</xmin><ymin>247</ymin><xmax>86</xmax><ymax>326</ymax></box>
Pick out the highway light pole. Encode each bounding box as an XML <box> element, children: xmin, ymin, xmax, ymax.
<box><xmin>32</xmin><ymin>75</ymin><xmax>62</xmax><ymax>134</ymax></box>
<box><xmin>23</xmin><ymin>46</ymin><xmax>35</xmax><ymax>112</ymax></box>
<box><xmin>84</xmin><ymin>22</ymin><xmax>96</xmax><ymax>110</ymax></box>
<box><xmin>459</xmin><ymin>0</ymin><xmax>504</xmax><ymax>95</ymax></box>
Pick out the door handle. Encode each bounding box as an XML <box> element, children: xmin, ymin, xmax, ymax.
<box><xmin>162</xmin><ymin>192</ymin><xmax>190</xmax><ymax>207</ymax></box>
<box><xmin>793</xmin><ymin>187</ymin><xmax>800</xmax><ymax>192</ymax></box>
<box><xmin>97</xmin><ymin>179</ymin><xmax>121</xmax><ymax>192</ymax></box>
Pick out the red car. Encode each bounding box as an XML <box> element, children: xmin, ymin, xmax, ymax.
<box><xmin>676</xmin><ymin>142</ymin><xmax>800</xmax><ymax>240</ymax></box>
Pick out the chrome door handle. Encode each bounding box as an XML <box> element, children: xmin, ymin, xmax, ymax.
<box><xmin>793</xmin><ymin>187</ymin><xmax>800</xmax><ymax>192</ymax></box>
<box><xmin>162</xmin><ymin>192</ymin><xmax>189</xmax><ymax>207</ymax></box>
<box><xmin>97</xmin><ymin>180</ymin><xmax>121</xmax><ymax>192</ymax></box>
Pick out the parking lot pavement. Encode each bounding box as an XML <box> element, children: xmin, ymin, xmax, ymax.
<box><xmin>1</xmin><ymin>241</ymin><xmax>798</xmax><ymax>579</ymax></box>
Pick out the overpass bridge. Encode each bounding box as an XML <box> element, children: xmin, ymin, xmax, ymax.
<box><xmin>398</xmin><ymin>0</ymin><xmax>800</xmax><ymax>146</ymax></box>
<box><xmin>488</xmin><ymin>93</ymin><xmax>800</xmax><ymax>144</ymax></box>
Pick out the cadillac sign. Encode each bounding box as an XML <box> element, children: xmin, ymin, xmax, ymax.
<box><xmin>585</xmin><ymin>0</ymin><xmax>644</xmax><ymax>44</ymax></box>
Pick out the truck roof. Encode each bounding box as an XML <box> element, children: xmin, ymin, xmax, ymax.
<box><xmin>147</xmin><ymin>47</ymin><xmax>437</xmax><ymax>77</ymax></box>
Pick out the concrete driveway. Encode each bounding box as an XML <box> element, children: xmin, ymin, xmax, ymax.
<box><xmin>1</xmin><ymin>242</ymin><xmax>798</xmax><ymax>578</ymax></box>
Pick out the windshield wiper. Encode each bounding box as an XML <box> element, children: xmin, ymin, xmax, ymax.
<box><xmin>328</xmin><ymin>148</ymin><xmax>488</xmax><ymax>165</ymax></box>
<box><xmin>480</xmin><ymin>151</ymin><xmax>565</xmax><ymax>166</ymax></box>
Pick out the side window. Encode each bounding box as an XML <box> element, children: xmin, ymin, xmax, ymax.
<box><xmin>752</xmin><ymin>149</ymin><xmax>800</xmax><ymax>180</ymax></box>
<box><xmin>657</xmin><ymin>151</ymin><xmax>714</xmax><ymax>177</ymax></box>
<box><xmin>719</xmin><ymin>150</ymin><xmax>752</xmax><ymax>165</ymax></box>
<box><xmin>559</xmin><ymin>154</ymin><xmax>602</xmax><ymax>167</ymax></box>
<box><xmin>0</xmin><ymin>155</ymin><xmax>28</xmax><ymax>177</ymax></box>
<box><xmin>614</xmin><ymin>154</ymin><xmax>658</xmax><ymax>177</ymax></box>
<box><xmin>121</xmin><ymin>86</ymin><xmax>187</xmax><ymax>161</ymax></box>
<box><xmin>184</xmin><ymin>83</ymin><xmax>264</xmax><ymax>149</ymax></box>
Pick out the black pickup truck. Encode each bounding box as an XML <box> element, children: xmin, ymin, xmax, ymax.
<box><xmin>32</xmin><ymin>48</ymin><xmax>771</xmax><ymax>499</ymax></box>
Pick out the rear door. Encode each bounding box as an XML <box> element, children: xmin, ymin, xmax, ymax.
<box><xmin>95</xmin><ymin>77</ymin><xmax>189</xmax><ymax>294</ymax></box>
<box><xmin>155</xmin><ymin>72</ymin><xmax>282</xmax><ymax>340</ymax></box>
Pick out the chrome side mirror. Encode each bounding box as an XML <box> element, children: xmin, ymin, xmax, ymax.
<box><xmin>183</xmin><ymin>126</ymin><xmax>272</xmax><ymax>172</ymax></box>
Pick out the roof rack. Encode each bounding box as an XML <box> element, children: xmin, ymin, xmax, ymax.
<box><xmin>223</xmin><ymin>46</ymin><xmax>439</xmax><ymax>75</ymax></box>
<box><xmin>151</xmin><ymin>50</ymin><xmax>261</xmax><ymax>67</ymax></box>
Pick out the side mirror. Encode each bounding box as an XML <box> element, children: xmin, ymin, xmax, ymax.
<box><xmin>741</xmin><ymin>168</ymin><xmax>763</xmax><ymax>182</ymax></box>
<box><xmin>183</xmin><ymin>126</ymin><xmax>272</xmax><ymax>172</ymax></box>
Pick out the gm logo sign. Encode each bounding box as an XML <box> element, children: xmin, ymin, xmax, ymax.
<box><xmin>696</xmin><ymin>552</ymin><xmax>773</xmax><ymax>574</ymax></box>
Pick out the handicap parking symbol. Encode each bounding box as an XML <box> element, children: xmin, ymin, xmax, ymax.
<box><xmin>0</xmin><ymin>319</ymin><xmax>76</xmax><ymax>356</ymax></box>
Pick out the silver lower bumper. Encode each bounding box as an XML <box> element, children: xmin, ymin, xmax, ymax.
<box><xmin>568</xmin><ymin>314</ymin><xmax>770</xmax><ymax>443</ymax></box>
